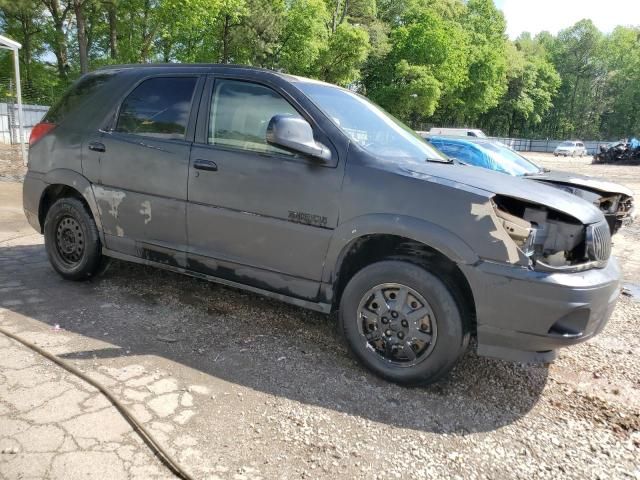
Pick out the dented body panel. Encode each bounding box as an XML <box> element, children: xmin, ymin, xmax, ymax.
<box><xmin>23</xmin><ymin>64</ymin><xmax>622</xmax><ymax>365</ymax></box>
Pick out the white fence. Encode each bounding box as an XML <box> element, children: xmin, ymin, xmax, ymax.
<box><xmin>0</xmin><ymin>103</ymin><xmax>49</xmax><ymax>144</ymax></box>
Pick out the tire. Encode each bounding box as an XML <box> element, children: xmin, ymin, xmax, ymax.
<box><xmin>44</xmin><ymin>197</ymin><xmax>103</xmax><ymax>281</ymax></box>
<box><xmin>554</xmin><ymin>153</ymin><xmax>558</xmax><ymax>157</ymax></box>
<box><xmin>339</xmin><ymin>260</ymin><xmax>469</xmax><ymax>386</ymax></box>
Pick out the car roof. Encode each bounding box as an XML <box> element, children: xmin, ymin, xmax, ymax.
<box><xmin>94</xmin><ymin>63</ymin><xmax>328</xmax><ymax>86</ymax></box>
<box><xmin>428</xmin><ymin>135</ymin><xmax>495</xmax><ymax>147</ymax></box>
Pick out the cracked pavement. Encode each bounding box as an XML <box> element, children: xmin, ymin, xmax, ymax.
<box><xmin>1</xmin><ymin>155</ymin><xmax>639</xmax><ymax>479</ymax></box>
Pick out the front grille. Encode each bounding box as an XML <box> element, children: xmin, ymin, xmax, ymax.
<box><xmin>587</xmin><ymin>221</ymin><xmax>612</xmax><ymax>262</ymax></box>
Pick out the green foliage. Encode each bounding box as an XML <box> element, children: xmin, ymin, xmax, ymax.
<box><xmin>369</xmin><ymin>59</ymin><xmax>441</xmax><ymax>122</ymax></box>
<box><xmin>0</xmin><ymin>0</ymin><xmax>639</xmax><ymax>139</ymax></box>
<box><xmin>277</xmin><ymin>0</ymin><xmax>329</xmax><ymax>74</ymax></box>
<box><xmin>314</xmin><ymin>23</ymin><xmax>370</xmax><ymax>85</ymax></box>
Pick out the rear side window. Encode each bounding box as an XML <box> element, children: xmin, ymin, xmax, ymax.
<box><xmin>116</xmin><ymin>77</ymin><xmax>197</xmax><ymax>140</ymax></box>
<box><xmin>209</xmin><ymin>79</ymin><xmax>302</xmax><ymax>155</ymax></box>
<box><xmin>45</xmin><ymin>72</ymin><xmax>116</xmax><ymax>124</ymax></box>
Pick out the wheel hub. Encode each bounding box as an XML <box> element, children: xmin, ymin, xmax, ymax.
<box><xmin>357</xmin><ymin>283</ymin><xmax>437</xmax><ymax>367</ymax></box>
<box><xmin>55</xmin><ymin>216</ymin><xmax>84</xmax><ymax>265</ymax></box>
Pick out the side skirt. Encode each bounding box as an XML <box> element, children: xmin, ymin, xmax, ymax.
<box><xmin>102</xmin><ymin>247</ymin><xmax>332</xmax><ymax>314</ymax></box>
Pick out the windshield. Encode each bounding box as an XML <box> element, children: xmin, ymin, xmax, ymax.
<box><xmin>477</xmin><ymin>142</ymin><xmax>541</xmax><ymax>176</ymax></box>
<box><xmin>295</xmin><ymin>82</ymin><xmax>449</xmax><ymax>162</ymax></box>
<box><xmin>559</xmin><ymin>141</ymin><xmax>575</xmax><ymax>147</ymax></box>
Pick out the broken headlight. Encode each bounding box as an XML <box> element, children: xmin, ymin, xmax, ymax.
<box><xmin>492</xmin><ymin>196</ymin><xmax>594</xmax><ymax>271</ymax></box>
<box><xmin>493</xmin><ymin>206</ymin><xmax>537</xmax><ymax>257</ymax></box>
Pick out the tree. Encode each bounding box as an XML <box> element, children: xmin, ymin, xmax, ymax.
<box><xmin>480</xmin><ymin>36</ymin><xmax>560</xmax><ymax>136</ymax></box>
<box><xmin>599</xmin><ymin>26</ymin><xmax>640</xmax><ymax>138</ymax></box>
<box><xmin>0</xmin><ymin>0</ymin><xmax>45</xmax><ymax>89</ymax></box>
<box><xmin>453</xmin><ymin>0</ymin><xmax>508</xmax><ymax>123</ymax></box>
<box><xmin>547</xmin><ymin>20</ymin><xmax>605</xmax><ymax>138</ymax></box>
<box><xmin>276</xmin><ymin>0</ymin><xmax>328</xmax><ymax>75</ymax></box>
<box><xmin>314</xmin><ymin>22</ymin><xmax>369</xmax><ymax>85</ymax></box>
<box><xmin>41</xmin><ymin>0</ymin><xmax>72</xmax><ymax>80</ymax></box>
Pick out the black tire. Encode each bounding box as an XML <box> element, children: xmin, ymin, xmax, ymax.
<box><xmin>339</xmin><ymin>260</ymin><xmax>469</xmax><ymax>386</ymax></box>
<box><xmin>44</xmin><ymin>197</ymin><xmax>103</xmax><ymax>281</ymax></box>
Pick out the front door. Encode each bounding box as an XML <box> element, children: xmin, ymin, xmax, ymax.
<box><xmin>187</xmin><ymin>77</ymin><xmax>344</xmax><ymax>300</ymax></box>
<box><xmin>92</xmin><ymin>75</ymin><xmax>201</xmax><ymax>266</ymax></box>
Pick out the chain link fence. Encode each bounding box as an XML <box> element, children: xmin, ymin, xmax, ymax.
<box><xmin>0</xmin><ymin>53</ymin><xmax>51</xmax><ymax>180</ymax></box>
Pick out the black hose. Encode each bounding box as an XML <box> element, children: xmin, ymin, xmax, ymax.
<box><xmin>0</xmin><ymin>326</ymin><xmax>195</xmax><ymax>480</ymax></box>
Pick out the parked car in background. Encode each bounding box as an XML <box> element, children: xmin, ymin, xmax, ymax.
<box><xmin>24</xmin><ymin>65</ymin><xmax>621</xmax><ymax>385</ymax></box>
<box><xmin>554</xmin><ymin>140</ymin><xmax>587</xmax><ymax>157</ymax></box>
<box><xmin>424</xmin><ymin>135</ymin><xmax>635</xmax><ymax>234</ymax></box>
<box><xmin>417</xmin><ymin>127</ymin><xmax>487</xmax><ymax>138</ymax></box>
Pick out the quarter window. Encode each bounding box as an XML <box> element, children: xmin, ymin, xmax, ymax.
<box><xmin>116</xmin><ymin>77</ymin><xmax>197</xmax><ymax>140</ymax></box>
<box><xmin>209</xmin><ymin>79</ymin><xmax>302</xmax><ymax>155</ymax></box>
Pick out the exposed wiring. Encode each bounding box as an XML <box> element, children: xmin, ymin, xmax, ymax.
<box><xmin>0</xmin><ymin>325</ymin><xmax>195</xmax><ymax>480</ymax></box>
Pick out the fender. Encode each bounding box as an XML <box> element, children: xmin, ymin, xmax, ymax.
<box><xmin>322</xmin><ymin>213</ymin><xmax>480</xmax><ymax>284</ymax></box>
<box><xmin>42</xmin><ymin>169</ymin><xmax>105</xmax><ymax>243</ymax></box>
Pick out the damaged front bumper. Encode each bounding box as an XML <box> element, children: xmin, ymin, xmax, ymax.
<box><xmin>460</xmin><ymin>256</ymin><xmax>621</xmax><ymax>363</ymax></box>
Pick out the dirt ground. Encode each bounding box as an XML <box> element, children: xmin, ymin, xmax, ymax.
<box><xmin>0</xmin><ymin>153</ymin><xmax>639</xmax><ymax>479</ymax></box>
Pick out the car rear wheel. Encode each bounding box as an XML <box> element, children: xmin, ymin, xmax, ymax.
<box><xmin>339</xmin><ymin>260</ymin><xmax>468</xmax><ymax>385</ymax></box>
<box><xmin>44</xmin><ymin>197</ymin><xmax>103</xmax><ymax>281</ymax></box>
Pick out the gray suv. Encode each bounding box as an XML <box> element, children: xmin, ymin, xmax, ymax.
<box><xmin>23</xmin><ymin>65</ymin><xmax>621</xmax><ymax>385</ymax></box>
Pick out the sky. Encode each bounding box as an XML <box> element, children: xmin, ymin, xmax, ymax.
<box><xmin>494</xmin><ymin>0</ymin><xmax>640</xmax><ymax>39</ymax></box>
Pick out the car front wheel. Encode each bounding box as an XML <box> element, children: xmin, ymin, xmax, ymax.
<box><xmin>339</xmin><ymin>260</ymin><xmax>469</xmax><ymax>385</ymax></box>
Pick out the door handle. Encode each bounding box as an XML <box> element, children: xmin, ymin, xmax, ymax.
<box><xmin>193</xmin><ymin>159</ymin><xmax>218</xmax><ymax>172</ymax></box>
<box><xmin>88</xmin><ymin>142</ymin><xmax>106</xmax><ymax>152</ymax></box>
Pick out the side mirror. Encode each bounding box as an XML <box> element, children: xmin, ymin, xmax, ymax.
<box><xmin>266</xmin><ymin>114</ymin><xmax>331</xmax><ymax>161</ymax></box>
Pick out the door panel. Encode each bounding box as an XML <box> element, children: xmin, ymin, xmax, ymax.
<box><xmin>92</xmin><ymin>75</ymin><xmax>200</xmax><ymax>260</ymax></box>
<box><xmin>187</xmin><ymin>78</ymin><xmax>343</xmax><ymax>299</ymax></box>
<box><xmin>95</xmin><ymin>134</ymin><xmax>191</xmax><ymax>257</ymax></box>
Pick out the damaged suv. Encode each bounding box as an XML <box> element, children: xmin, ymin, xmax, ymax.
<box><xmin>23</xmin><ymin>65</ymin><xmax>621</xmax><ymax>385</ymax></box>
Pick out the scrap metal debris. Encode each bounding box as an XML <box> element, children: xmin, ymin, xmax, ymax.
<box><xmin>593</xmin><ymin>138</ymin><xmax>640</xmax><ymax>164</ymax></box>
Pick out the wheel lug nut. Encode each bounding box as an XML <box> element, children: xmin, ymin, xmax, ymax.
<box><xmin>398</xmin><ymin>332</ymin><xmax>404</xmax><ymax>339</ymax></box>
<box><xmin>381</xmin><ymin>317</ymin><xmax>389</xmax><ymax>324</ymax></box>
<box><xmin>401</xmin><ymin>320</ymin><xmax>408</xmax><ymax>328</ymax></box>
<box><xmin>385</xmin><ymin>329</ymin><xmax>392</xmax><ymax>336</ymax></box>
<box><xmin>391</xmin><ymin>311</ymin><xmax>398</xmax><ymax>318</ymax></box>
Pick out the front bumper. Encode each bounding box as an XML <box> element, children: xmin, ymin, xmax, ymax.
<box><xmin>460</xmin><ymin>257</ymin><xmax>621</xmax><ymax>363</ymax></box>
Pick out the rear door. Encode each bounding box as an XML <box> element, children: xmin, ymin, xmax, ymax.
<box><xmin>186</xmin><ymin>76</ymin><xmax>344</xmax><ymax>300</ymax></box>
<box><xmin>92</xmin><ymin>75</ymin><xmax>203</xmax><ymax>265</ymax></box>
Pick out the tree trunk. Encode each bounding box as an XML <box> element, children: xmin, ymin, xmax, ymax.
<box><xmin>107</xmin><ymin>0</ymin><xmax>118</xmax><ymax>59</ymax></box>
<box><xmin>42</xmin><ymin>0</ymin><xmax>70</xmax><ymax>80</ymax></box>
<box><xmin>74</xmin><ymin>0</ymin><xmax>89</xmax><ymax>74</ymax></box>
<box><xmin>221</xmin><ymin>14</ymin><xmax>231</xmax><ymax>63</ymax></box>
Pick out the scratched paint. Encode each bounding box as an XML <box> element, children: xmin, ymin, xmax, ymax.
<box><xmin>470</xmin><ymin>202</ymin><xmax>521</xmax><ymax>264</ymax></box>
<box><xmin>93</xmin><ymin>186</ymin><xmax>126</xmax><ymax>219</ymax></box>
<box><xmin>140</xmin><ymin>201</ymin><xmax>152</xmax><ymax>225</ymax></box>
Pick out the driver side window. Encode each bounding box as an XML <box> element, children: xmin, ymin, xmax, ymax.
<box><xmin>209</xmin><ymin>79</ymin><xmax>302</xmax><ymax>156</ymax></box>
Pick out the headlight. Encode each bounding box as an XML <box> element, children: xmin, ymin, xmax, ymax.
<box><xmin>491</xmin><ymin>195</ymin><xmax>603</xmax><ymax>271</ymax></box>
<box><xmin>493</xmin><ymin>205</ymin><xmax>537</xmax><ymax>257</ymax></box>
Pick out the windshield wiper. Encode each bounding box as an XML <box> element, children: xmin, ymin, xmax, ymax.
<box><xmin>425</xmin><ymin>157</ymin><xmax>453</xmax><ymax>164</ymax></box>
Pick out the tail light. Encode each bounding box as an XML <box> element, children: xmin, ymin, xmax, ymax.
<box><xmin>29</xmin><ymin>122</ymin><xmax>56</xmax><ymax>146</ymax></box>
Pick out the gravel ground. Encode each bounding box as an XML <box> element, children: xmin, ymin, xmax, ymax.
<box><xmin>0</xmin><ymin>144</ymin><xmax>26</xmax><ymax>182</ymax></box>
<box><xmin>0</xmin><ymin>153</ymin><xmax>639</xmax><ymax>479</ymax></box>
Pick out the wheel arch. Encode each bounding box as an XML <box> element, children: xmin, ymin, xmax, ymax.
<box><xmin>324</xmin><ymin>215</ymin><xmax>478</xmax><ymax>332</ymax></box>
<box><xmin>39</xmin><ymin>169</ymin><xmax>104</xmax><ymax>242</ymax></box>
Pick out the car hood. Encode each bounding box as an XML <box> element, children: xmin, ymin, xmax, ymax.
<box><xmin>527</xmin><ymin>170</ymin><xmax>634</xmax><ymax>197</ymax></box>
<box><xmin>397</xmin><ymin>162</ymin><xmax>604</xmax><ymax>225</ymax></box>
